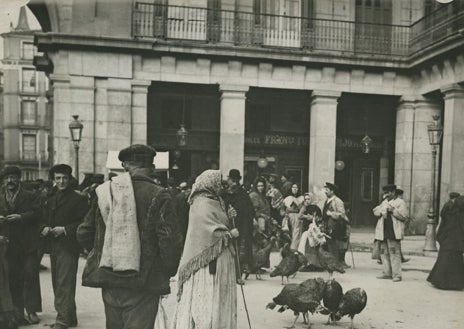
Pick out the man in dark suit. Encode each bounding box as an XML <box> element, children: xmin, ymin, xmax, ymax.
<box><xmin>40</xmin><ymin>164</ymin><xmax>89</xmax><ymax>329</ymax></box>
<box><xmin>224</xmin><ymin>169</ymin><xmax>255</xmax><ymax>282</ymax></box>
<box><xmin>0</xmin><ymin>166</ymin><xmax>42</xmax><ymax>325</ymax></box>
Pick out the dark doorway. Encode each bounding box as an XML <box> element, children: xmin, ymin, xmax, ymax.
<box><xmin>350</xmin><ymin>158</ymin><xmax>380</xmax><ymax>226</ymax></box>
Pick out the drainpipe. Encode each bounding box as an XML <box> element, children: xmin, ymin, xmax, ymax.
<box><xmin>408</xmin><ymin>103</ymin><xmax>416</xmax><ymax>225</ymax></box>
<box><xmin>93</xmin><ymin>81</ymin><xmax>97</xmax><ymax>173</ymax></box>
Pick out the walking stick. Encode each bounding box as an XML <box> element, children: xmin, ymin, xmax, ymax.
<box><xmin>349</xmin><ymin>242</ymin><xmax>355</xmax><ymax>269</ymax></box>
<box><xmin>230</xmin><ymin>214</ymin><xmax>253</xmax><ymax>329</ymax></box>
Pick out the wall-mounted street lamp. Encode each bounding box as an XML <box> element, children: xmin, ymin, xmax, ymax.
<box><xmin>424</xmin><ymin>115</ymin><xmax>443</xmax><ymax>252</ymax></box>
<box><xmin>68</xmin><ymin>115</ymin><xmax>83</xmax><ymax>181</ymax></box>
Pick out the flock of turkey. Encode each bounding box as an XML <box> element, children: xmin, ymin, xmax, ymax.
<box><xmin>244</xmin><ymin>238</ymin><xmax>367</xmax><ymax>329</ymax></box>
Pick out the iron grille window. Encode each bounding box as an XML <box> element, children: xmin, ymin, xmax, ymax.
<box><xmin>22</xmin><ymin>68</ymin><xmax>36</xmax><ymax>92</ymax></box>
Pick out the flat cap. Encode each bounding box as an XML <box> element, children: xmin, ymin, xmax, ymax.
<box><xmin>324</xmin><ymin>182</ymin><xmax>338</xmax><ymax>192</ymax></box>
<box><xmin>49</xmin><ymin>164</ymin><xmax>72</xmax><ymax>178</ymax></box>
<box><xmin>382</xmin><ymin>184</ymin><xmax>397</xmax><ymax>192</ymax></box>
<box><xmin>118</xmin><ymin>144</ymin><xmax>157</xmax><ymax>164</ymax></box>
<box><xmin>450</xmin><ymin>192</ymin><xmax>460</xmax><ymax>199</ymax></box>
<box><xmin>1</xmin><ymin>166</ymin><xmax>21</xmax><ymax>179</ymax></box>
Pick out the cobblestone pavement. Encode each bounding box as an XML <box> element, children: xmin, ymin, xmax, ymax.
<box><xmin>26</xmin><ymin>251</ymin><xmax>464</xmax><ymax>329</ymax></box>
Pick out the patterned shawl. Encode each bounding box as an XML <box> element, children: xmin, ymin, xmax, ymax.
<box><xmin>178</xmin><ymin>170</ymin><xmax>230</xmax><ymax>298</ymax></box>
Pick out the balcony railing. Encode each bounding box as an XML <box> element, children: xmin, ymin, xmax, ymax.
<box><xmin>409</xmin><ymin>1</ymin><xmax>464</xmax><ymax>56</ymax></box>
<box><xmin>133</xmin><ymin>2</ymin><xmax>410</xmax><ymax>57</ymax></box>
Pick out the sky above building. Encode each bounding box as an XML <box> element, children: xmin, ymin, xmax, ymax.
<box><xmin>0</xmin><ymin>0</ymin><xmax>41</xmax><ymax>68</ymax></box>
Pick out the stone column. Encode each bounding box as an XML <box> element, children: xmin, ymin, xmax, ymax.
<box><xmin>395</xmin><ymin>95</ymin><xmax>441</xmax><ymax>234</ymax></box>
<box><xmin>219</xmin><ymin>84</ymin><xmax>249</xmax><ymax>179</ymax></box>
<box><xmin>131</xmin><ymin>80</ymin><xmax>151</xmax><ymax>145</ymax></box>
<box><xmin>50</xmin><ymin>74</ymin><xmax>96</xmax><ymax>183</ymax></box>
<box><xmin>308</xmin><ymin>90</ymin><xmax>341</xmax><ymax>198</ymax></box>
<box><xmin>440</xmin><ymin>84</ymin><xmax>464</xmax><ymax>206</ymax></box>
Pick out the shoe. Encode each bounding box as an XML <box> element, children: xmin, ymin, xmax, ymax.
<box><xmin>402</xmin><ymin>258</ymin><xmax>410</xmax><ymax>263</ymax></box>
<box><xmin>393</xmin><ymin>277</ymin><xmax>402</xmax><ymax>282</ymax></box>
<box><xmin>236</xmin><ymin>278</ymin><xmax>245</xmax><ymax>285</ymax></box>
<box><xmin>377</xmin><ymin>259</ymin><xmax>382</xmax><ymax>265</ymax></box>
<box><xmin>51</xmin><ymin>323</ymin><xmax>68</xmax><ymax>329</ymax></box>
<box><xmin>376</xmin><ymin>275</ymin><xmax>392</xmax><ymax>279</ymax></box>
<box><xmin>27</xmin><ymin>312</ymin><xmax>40</xmax><ymax>324</ymax></box>
<box><xmin>69</xmin><ymin>319</ymin><xmax>78</xmax><ymax>327</ymax></box>
<box><xmin>39</xmin><ymin>264</ymin><xmax>48</xmax><ymax>271</ymax></box>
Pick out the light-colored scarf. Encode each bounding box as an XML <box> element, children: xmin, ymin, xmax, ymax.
<box><xmin>96</xmin><ymin>172</ymin><xmax>141</xmax><ymax>272</ymax></box>
<box><xmin>178</xmin><ymin>170</ymin><xmax>230</xmax><ymax>297</ymax></box>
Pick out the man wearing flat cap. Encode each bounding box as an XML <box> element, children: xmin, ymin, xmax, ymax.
<box><xmin>373</xmin><ymin>183</ymin><xmax>408</xmax><ymax>282</ymax></box>
<box><xmin>0</xmin><ymin>166</ymin><xmax>42</xmax><ymax>325</ymax></box>
<box><xmin>224</xmin><ymin>169</ymin><xmax>255</xmax><ymax>282</ymax></box>
<box><xmin>322</xmin><ymin>182</ymin><xmax>350</xmax><ymax>267</ymax></box>
<box><xmin>77</xmin><ymin>144</ymin><xmax>183</xmax><ymax>329</ymax></box>
<box><xmin>40</xmin><ymin>164</ymin><xmax>89</xmax><ymax>329</ymax></box>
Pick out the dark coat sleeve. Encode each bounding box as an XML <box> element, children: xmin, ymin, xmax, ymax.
<box><xmin>77</xmin><ymin>197</ymin><xmax>98</xmax><ymax>251</ymax></box>
<box><xmin>64</xmin><ymin>194</ymin><xmax>90</xmax><ymax>240</ymax></box>
<box><xmin>152</xmin><ymin>190</ymin><xmax>183</xmax><ymax>277</ymax></box>
<box><xmin>18</xmin><ymin>191</ymin><xmax>41</xmax><ymax>224</ymax></box>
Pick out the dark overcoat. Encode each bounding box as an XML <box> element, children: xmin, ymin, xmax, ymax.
<box><xmin>437</xmin><ymin>197</ymin><xmax>464</xmax><ymax>252</ymax></box>
<box><xmin>40</xmin><ymin>188</ymin><xmax>89</xmax><ymax>254</ymax></box>
<box><xmin>0</xmin><ymin>186</ymin><xmax>41</xmax><ymax>254</ymax></box>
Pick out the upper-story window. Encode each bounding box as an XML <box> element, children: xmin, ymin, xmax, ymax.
<box><xmin>21</xmin><ymin>100</ymin><xmax>38</xmax><ymax>125</ymax></box>
<box><xmin>22</xmin><ymin>68</ymin><xmax>36</xmax><ymax>93</ymax></box>
<box><xmin>22</xmin><ymin>42</ymin><xmax>35</xmax><ymax>60</ymax></box>
<box><xmin>22</xmin><ymin>133</ymin><xmax>37</xmax><ymax>161</ymax></box>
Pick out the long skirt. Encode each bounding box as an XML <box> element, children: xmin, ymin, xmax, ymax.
<box><xmin>427</xmin><ymin>249</ymin><xmax>464</xmax><ymax>290</ymax></box>
<box><xmin>297</xmin><ymin>232</ymin><xmax>322</xmax><ymax>269</ymax></box>
<box><xmin>171</xmin><ymin>248</ymin><xmax>237</xmax><ymax>329</ymax></box>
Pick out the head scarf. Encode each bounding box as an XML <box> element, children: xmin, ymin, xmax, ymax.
<box><xmin>188</xmin><ymin>169</ymin><xmax>224</xmax><ymax>207</ymax></box>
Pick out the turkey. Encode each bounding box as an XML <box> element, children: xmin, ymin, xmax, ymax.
<box><xmin>244</xmin><ymin>236</ymin><xmax>277</xmax><ymax>280</ymax></box>
<box><xmin>266</xmin><ymin>278</ymin><xmax>326</xmax><ymax>328</ymax></box>
<box><xmin>319</xmin><ymin>279</ymin><xmax>343</xmax><ymax>324</ymax></box>
<box><xmin>317</xmin><ymin>244</ymin><xmax>346</xmax><ymax>279</ymax></box>
<box><xmin>270</xmin><ymin>244</ymin><xmax>307</xmax><ymax>284</ymax></box>
<box><xmin>336</xmin><ymin>288</ymin><xmax>367</xmax><ymax>329</ymax></box>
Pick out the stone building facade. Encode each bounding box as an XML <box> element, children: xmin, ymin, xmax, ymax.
<box><xmin>1</xmin><ymin>6</ymin><xmax>51</xmax><ymax>180</ymax></box>
<box><xmin>28</xmin><ymin>0</ymin><xmax>464</xmax><ymax>233</ymax></box>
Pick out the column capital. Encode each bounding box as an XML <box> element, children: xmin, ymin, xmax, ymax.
<box><xmin>440</xmin><ymin>83</ymin><xmax>464</xmax><ymax>99</ymax></box>
<box><xmin>220</xmin><ymin>84</ymin><xmax>249</xmax><ymax>100</ymax></box>
<box><xmin>219</xmin><ymin>84</ymin><xmax>249</xmax><ymax>93</ymax></box>
<box><xmin>310</xmin><ymin>90</ymin><xmax>341</xmax><ymax>105</ymax></box>
<box><xmin>131</xmin><ymin>80</ymin><xmax>151</xmax><ymax>93</ymax></box>
<box><xmin>49</xmin><ymin>74</ymin><xmax>70</xmax><ymax>84</ymax></box>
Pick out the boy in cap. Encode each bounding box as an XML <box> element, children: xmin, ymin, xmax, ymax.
<box><xmin>373</xmin><ymin>184</ymin><xmax>408</xmax><ymax>282</ymax></box>
<box><xmin>40</xmin><ymin>164</ymin><xmax>89</xmax><ymax>329</ymax></box>
<box><xmin>77</xmin><ymin>144</ymin><xmax>183</xmax><ymax>329</ymax></box>
<box><xmin>0</xmin><ymin>166</ymin><xmax>42</xmax><ymax>325</ymax></box>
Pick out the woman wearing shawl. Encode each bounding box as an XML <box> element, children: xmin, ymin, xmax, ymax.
<box><xmin>171</xmin><ymin>170</ymin><xmax>238</xmax><ymax>329</ymax></box>
<box><xmin>249</xmin><ymin>177</ymin><xmax>271</xmax><ymax>235</ymax></box>
<box><xmin>282</xmin><ymin>183</ymin><xmax>305</xmax><ymax>250</ymax></box>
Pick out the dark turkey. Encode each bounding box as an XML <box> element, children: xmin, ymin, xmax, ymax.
<box><xmin>320</xmin><ymin>279</ymin><xmax>343</xmax><ymax>324</ymax></box>
<box><xmin>317</xmin><ymin>244</ymin><xmax>345</xmax><ymax>279</ymax></box>
<box><xmin>266</xmin><ymin>278</ymin><xmax>326</xmax><ymax>328</ymax></box>
<box><xmin>336</xmin><ymin>288</ymin><xmax>367</xmax><ymax>329</ymax></box>
<box><xmin>270</xmin><ymin>245</ymin><xmax>307</xmax><ymax>284</ymax></box>
<box><xmin>245</xmin><ymin>236</ymin><xmax>276</xmax><ymax>280</ymax></box>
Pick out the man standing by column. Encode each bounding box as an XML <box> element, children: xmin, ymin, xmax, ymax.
<box><xmin>373</xmin><ymin>184</ymin><xmax>408</xmax><ymax>282</ymax></box>
<box><xmin>40</xmin><ymin>164</ymin><xmax>89</xmax><ymax>329</ymax></box>
<box><xmin>224</xmin><ymin>169</ymin><xmax>255</xmax><ymax>282</ymax></box>
<box><xmin>0</xmin><ymin>166</ymin><xmax>42</xmax><ymax>325</ymax></box>
<box><xmin>321</xmin><ymin>182</ymin><xmax>349</xmax><ymax>266</ymax></box>
<box><xmin>77</xmin><ymin>144</ymin><xmax>183</xmax><ymax>329</ymax></box>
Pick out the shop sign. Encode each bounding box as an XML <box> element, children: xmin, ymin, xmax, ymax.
<box><xmin>245</xmin><ymin>133</ymin><xmax>383</xmax><ymax>150</ymax></box>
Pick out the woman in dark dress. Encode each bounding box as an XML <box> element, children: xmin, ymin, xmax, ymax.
<box><xmin>427</xmin><ymin>195</ymin><xmax>464</xmax><ymax>290</ymax></box>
